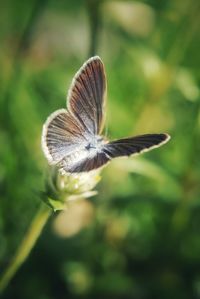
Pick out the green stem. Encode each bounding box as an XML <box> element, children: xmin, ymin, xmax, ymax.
<box><xmin>87</xmin><ymin>0</ymin><xmax>101</xmax><ymax>57</ymax></box>
<box><xmin>0</xmin><ymin>203</ymin><xmax>52</xmax><ymax>294</ymax></box>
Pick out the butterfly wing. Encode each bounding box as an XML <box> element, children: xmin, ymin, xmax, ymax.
<box><xmin>42</xmin><ymin>109</ymin><xmax>88</xmax><ymax>164</ymax></box>
<box><xmin>42</xmin><ymin>56</ymin><xmax>106</xmax><ymax>167</ymax></box>
<box><xmin>60</xmin><ymin>151</ymin><xmax>110</xmax><ymax>173</ymax></box>
<box><xmin>60</xmin><ymin>134</ymin><xmax>170</xmax><ymax>173</ymax></box>
<box><xmin>103</xmin><ymin>134</ymin><xmax>170</xmax><ymax>159</ymax></box>
<box><xmin>67</xmin><ymin>56</ymin><xmax>106</xmax><ymax>136</ymax></box>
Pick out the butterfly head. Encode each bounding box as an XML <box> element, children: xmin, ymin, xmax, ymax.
<box><xmin>85</xmin><ymin>135</ymin><xmax>106</xmax><ymax>152</ymax></box>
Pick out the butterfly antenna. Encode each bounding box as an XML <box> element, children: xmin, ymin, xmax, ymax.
<box><xmin>105</xmin><ymin>122</ymin><xmax>109</xmax><ymax>138</ymax></box>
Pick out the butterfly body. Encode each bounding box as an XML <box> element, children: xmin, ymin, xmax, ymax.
<box><xmin>42</xmin><ymin>56</ymin><xmax>170</xmax><ymax>173</ymax></box>
<box><xmin>58</xmin><ymin>135</ymin><xmax>108</xmax><ymax>173</ymax></box>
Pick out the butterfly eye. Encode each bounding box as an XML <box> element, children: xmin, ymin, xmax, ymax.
<box><xmin>85</xmin><ymin>143</ymin><xmax>95</xmax><ymax>150</ymax></box>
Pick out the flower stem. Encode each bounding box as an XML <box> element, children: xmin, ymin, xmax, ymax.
<box><xmin>0</xmin><ymin>203</ymin><xmax>52</xmax><ymax>294</ymax></box>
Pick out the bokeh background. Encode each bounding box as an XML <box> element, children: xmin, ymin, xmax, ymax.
<box><xmin>0</xmin><ymin>0</ymin><xmax>200</xmax><ymax>298</ymax></box>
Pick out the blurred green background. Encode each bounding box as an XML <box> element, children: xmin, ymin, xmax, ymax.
<box><xmin>0</xmin><ymin>0</ymin><xmax>200</xmax><ymax>298</ymax></box>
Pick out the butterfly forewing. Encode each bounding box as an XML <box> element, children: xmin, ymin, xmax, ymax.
<box><xmin>67</xmin><ymin>56</ymin><xmax>106</xmax><ymax>136</ymax></box>
<box><xmin>59</xmin><ymin>134</ymin><xmax>170</xmax><ymax>173</ymax></box>
<box><xmin>103</xmin><ymin>134</ymin><xmax>170</xmax><ymax>159</ymax></box>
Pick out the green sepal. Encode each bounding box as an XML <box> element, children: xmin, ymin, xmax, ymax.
<box><xmin>46</xmin><ymin>197</ymin><xmax>66</xmax><ymax>212</ymax></box>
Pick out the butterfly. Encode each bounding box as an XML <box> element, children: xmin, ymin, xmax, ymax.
<box><xmin>42</xmin><ymin>56</ymin><xmax>170</xmax><ymax>173</ymax></box>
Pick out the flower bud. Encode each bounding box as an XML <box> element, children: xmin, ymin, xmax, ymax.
<box><xmin>43</xmin><ymin>166</ymin><xmax>101</xmax><ymax>211</ymax></box>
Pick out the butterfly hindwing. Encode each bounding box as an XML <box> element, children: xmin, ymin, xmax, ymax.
<box><xmin>61</xmin><ymin>151</ymin><xmax>110</xmax><ymax>173</ymax></box>
<box><xmin>42</xmin><ymin>109</ymin><xmax>87</xmax><ymax>164</ymax></box>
